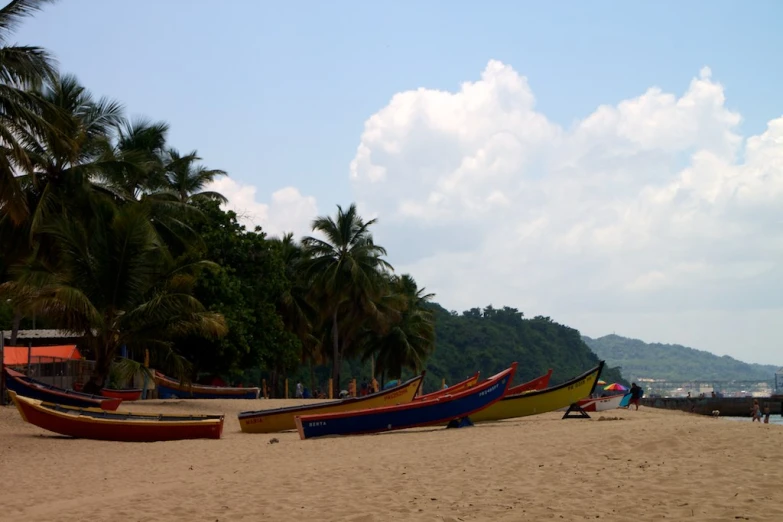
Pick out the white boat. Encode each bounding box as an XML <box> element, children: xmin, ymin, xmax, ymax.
<box><xmin>558</xmin><ymin>393</ymin><xmax>627</xmax><ymax>412</ymax></box>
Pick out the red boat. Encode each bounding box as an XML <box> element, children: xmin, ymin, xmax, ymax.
<box><xmin>100</xmin><ymin>388</ymin><xmax>143</xmax><ymax>401</ymax></box>
<box><xmin>506</xmin><ymin>368</ymin><xmax>553</xmax><ymax>395</ymax></box>
<box><xmin>414</xmin><ymin>372</ymin><xmax>480</xmax><ymax>401</ymax></box>
<box><xmin>8</xmin><ymin>391</ymin><xmax>224</xmax><ymax>442</ymax></box>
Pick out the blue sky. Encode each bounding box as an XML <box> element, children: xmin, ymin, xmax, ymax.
<box><xmin>18</xmin><ymin>1</ymin><xmax>782</xmax><ymax>205</ymax></box>
<box><xmin>16</xmin><ymin>1</ymin><xmax>783</xmax><ymax>364</ymax></box>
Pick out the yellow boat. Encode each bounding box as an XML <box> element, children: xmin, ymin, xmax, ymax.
<box><xmin>238</xmin><ymin>373</ymin><xmax>424</xmax><ymax>433</ymax></box>
<box><xmin>469</xmin><ymin>362</ymin><xmax>604</xmax><ymax>423</ymax></box>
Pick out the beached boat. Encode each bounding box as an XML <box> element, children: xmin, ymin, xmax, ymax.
<box><xmin>4</xmin><ymin>368</ymin><xmax>122</xmax><ymax>411</ymax></box>
<box><xmin>295</xmin><ymin>364</ymin><xmax>517</xmax><ymax>440</ymax></box>
<box><xmin>100</xmin><ymin>388</ymin><xmax>143</xmax><ymax>401</ymax></box>
<box><xmin>414</xmin><ymin>372</ymin><xmax>480</xmax><ymax>401</ymax></box>
<box><xmin>557</xmin><ymin>392</ymin><xmax>627</xmax><ymax>412</ymax></box>
<box><xmin>154</xmin><ymin>371</ymin><xmax>260</xmax><ymax>399</ymax></box>
<box><xmin>506</xmin><ymin>368</ymin><xmax>553</xmax><ymax>395</ymax></box>
<box><xmin>468</xmin><ymin>362</ymin><xmax>605</xmax><ymax>423</ymax></box>
<box><xmin>239</xmin><ymin>373</ymin><xmax>424</xmax><ymax>434</ymax></box>
<box><xmin>8</xmin><ymin>391</ymin><xmax>224</xmax><ymax>442</ymax></box>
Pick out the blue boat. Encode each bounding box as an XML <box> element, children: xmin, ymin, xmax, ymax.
<box><xmin>294</xmin><ymin>363</ymin><xmax>517</xmax><ymax>439</ymax></box>
<box><xmin>154</xmin><ymin>371</ymin><xmax>260</xmax><ymax>399</ymax></box>
<box><xmin>3</xmin><ymin>368</ymin><xmax>122</xmax><ymax>411</ymax></box>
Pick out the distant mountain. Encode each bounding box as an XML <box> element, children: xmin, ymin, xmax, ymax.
<box><xmin>583</xmin><ymin>334</ymin><xmax>778</xmax><ymax>381</ymax></box>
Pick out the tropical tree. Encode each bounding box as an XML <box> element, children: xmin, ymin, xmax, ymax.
<box><xmin>364</xmin><ymin>274</ymin><xmax>436</xmax><ymax>380</ymax></box>
<box><xmin>0</xmin><ymin>0</ymin><xmax>60</xmax><ymax>223</ymax></box>
<box><xmin>301</xmin><ymin>203</ymin><xmax>392</xmax><ymax>391</ymax></box>
<box><xmin>0</xmin><ymin>200</ymin><xmax>227</xmax><ymax>391</ymax></box>
<box><xmin>161</xmin><ymin>148</ymin><xmax>227</xmax><ymax>204</ymax></box>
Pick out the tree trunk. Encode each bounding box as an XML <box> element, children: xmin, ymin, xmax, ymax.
<box><xmin>84</xmin><ymin>348</ymin><xmax>113</xmax><ymax>395</ymax></box>
<box><xmin>331</xmin><ymin>311</ymin><xmax>339</xmax><ymax>394</ymax></box>
<box><xmin>309</xmin><ymin>360</ymin><xmax>316</xmax><ymax>394</ymax></box>
<box><xmin>9</xmin><ymin>311</ymin><xmax>21</xmax><ymax>345</ymax></box>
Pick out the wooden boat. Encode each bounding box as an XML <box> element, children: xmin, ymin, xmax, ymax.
<box><xmin>507</xmin><ymin>368</ymin><xmax>553</xmax><ymax>395</ymax></box>
<box><xmin>154</xmin><ymin>371</ymin><xmax>260</xmax><ymax>399</ymax></box>
<box><xmin>295</xmin><ymin>364</ymin><xmax>517</xmax><ymax>440</ymax></box>
<box><xmin>8</xmin><ymin>391</ymin><xmax>224</xmax><ymax>442</ymax></box>
<box><xmin>101</xmin><ymin>388</ymin><xmax>143</xmax><ymax>401</ymax></box>
<box><xmin>557</xmin><ymin>393</ymin><xmax>627</xmax><ymax>412</ymax></box>
<box><xmin>4</xmin><ymin>368</ymin><xmax>122</xmax><ymax>411</ymax></box>
<box><xmin>469</xmin><ymin>361</ymin><xmax>605</xmax><ymax>423</ymax></box>
<box><xmin>239</xmin><ymin>373</ymin><xmax>424</xmax><ymax>434</ymax></box>
<box><xmin>414</xmin><ymin>372</ymin><xmax>480</xmax><ymax>401</ymax></box>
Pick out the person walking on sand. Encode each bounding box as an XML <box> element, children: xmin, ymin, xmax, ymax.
<box><xmin>751</xmin><ymin>399</ymin><xmax>765</xmax><ymax>423</ymax></box>
<box><xmin>628</xmin><ymin>383</ymin><xmax>643</xmax><ymax>411</ymax></box>
<box><xmin>763</xmin><ymin>405</ymin><xmax>771</xmax><ymax>424</ymax></box>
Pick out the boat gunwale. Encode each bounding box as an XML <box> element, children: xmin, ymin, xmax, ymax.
<box><xmin>5</xmin><ymin>368</ymin><xmax>118</xmax><ymax>406</ymax></box>
<box><xmin>500</xmin><ymin>361</ymin><xmax>605</xmax><ymax>401</ymax></box>
<box><xmin>154</xmin><ymin>371</ymin><xmax>261</xmax><ymax>396</ymax></box>
<box><xmin>296</xmin><ymin>364</ymin><xmax>515</xmax><ymax>423</ymax></box>
<box><xmin>237</xmin><ymin>372</ymin><xmax>424</xmax><ymax>420</ymax></box>
<box><xmin>10</xmin><ymin>391</ymin><xmax>225</xmax><ymax>427</ymax></box>
<box><xmin>414</xmin><ymin>371</ymin><xmax>479</xmax><ymax>401</ymax></box>
<box><xmin>506</xmin><ymin>368</ymin><xmax>553</xmax><ymax>395</ymax></box>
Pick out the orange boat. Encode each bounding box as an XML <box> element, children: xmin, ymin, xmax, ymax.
<box><xmin>506</xmin><ymin>368</ymin><xmax>553</xmax><ymax>395</ymax></box>
<box><xmin>414</xmin><ymin>372</ymin><xmax>480</xmax><ymax>401</ymax></box>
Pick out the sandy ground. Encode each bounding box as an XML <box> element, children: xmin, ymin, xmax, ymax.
<box><xmin>1</xmin><ymin>398</ymin><xmax>782</xmax><ymax>522</ymax></box>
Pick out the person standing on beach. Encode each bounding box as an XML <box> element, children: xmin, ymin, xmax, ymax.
<box><xmin>751</xmin><ymin>400</ymin><xmax>762</xmax><ymax>422</ymax></box>
<box><xmin>295</xmin><ymin>381</ymin><xmax>304</xmax><ymax>399</ymax></box>
<box><xmin>629</xmin><ymin>383</ymin><xmax>643</xmax><ymax>410</ymax></box>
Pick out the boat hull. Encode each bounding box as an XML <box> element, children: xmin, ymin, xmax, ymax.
<box><xmin>9</xmin><ymin>391</ymin><xmax>224</xmax><ymax>442</ymax></box>
<box><xmin>101</xmin><ymin>388</ymin><xmax>143</xmax><ymax>401</ymax></box>
<box><xmin>507</xmin><ymin>369</ymin><xmax>553</xmax><ymax>395</ymax></box>
<box><xmin>295</xmin><ymin>364</ymin><xmax>517</xmax><ymax>439</ymax></box>
<box><xmin>239</xmin><ymin>374</ymin><xmax>424</xmax><ymax>433</ymax></box>
<box><xmin>414</xmin><ymin>372</ymin><xmax>480</xmax><ymax>401</ymax></box>
<box><xmin>557</xmin><ymin>393</ymin><xmax>626</xmax><ymax>412</ymax></box>
<box><xmin>154</xmin><ymin>371</ymin><xmax>260</xmax><ymax>399</ymax></box>
<box><xmin>469</xmin><ymin>362</ymin><xmax>605</xmax><ymax>423</ymax></box>
<box><xmin>4</xmin><ymin>368</ymin><xmax>122</xmax><ymax>411</ymax></box>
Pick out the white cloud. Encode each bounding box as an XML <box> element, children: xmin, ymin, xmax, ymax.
<box><xmin>207</xmin><ymin>178</ymin><xmax>318</xmax><ymax>238</ymax></box>
<box><xmin>349</xmin><ymin>60</ymin><xmax>783</xmax><ymax>363</ymax></box>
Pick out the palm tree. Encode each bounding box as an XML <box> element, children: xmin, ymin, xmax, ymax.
<box><xmin>1</xmin><ymin>200</ymin><xmax>227</xmax><ymax>391</ymax></box>
<box><xmin>0</xmin><ymin>0</ymin><xmax>60</xmax><ymax>224</ymax></box>
<box><xmin>363</xmin><ymin>274</ymin><xmax>436</xmax><ymax>380</ymax></box>
<box><xmin>301</xmin><ymin>203</ymin><xmax>392</xmax><ymax>392</ymax></box>
<box><xmin>161</xmin><ymin>148</ymin><xmax>227</xmax><ymax>204</ymax></box>
<box><xmin>21</xmin><ymin>73</ymin><xmax>124</xmax><ymax>234</ymax></box>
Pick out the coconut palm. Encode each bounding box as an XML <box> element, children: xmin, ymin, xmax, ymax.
<box><xmin>0</xmin><ymin>0</ymin><xmax>60</xmax><ymax>223</ymax></box>
<box><xmin>364</xmin><ymin>274</ymin><xmax>436</xmax><ymax>380</ymax></box>
<box><xmin>1</xmin><ymin>200</ymin><xmax>227</xmax><ymax>390</ymax></box>
<box><xmin>160</xmin><ymin>148</ymin><xmax>227</xmax><ymax>204</ymax></box>
<box><xmin>301</xmin><ymin>203</ymin><xmax>393</xmax><ymax>391</ymax></box>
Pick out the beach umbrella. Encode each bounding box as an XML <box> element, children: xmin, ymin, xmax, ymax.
<box><xmin>597</xmin><ymin>380</ymin><xmax>607</xmax><ymax>385</ymax></box>
<box><xmin>604</xmin><ymin>383</ymin><xmax>627</xmax><ymax>391</ymax></box>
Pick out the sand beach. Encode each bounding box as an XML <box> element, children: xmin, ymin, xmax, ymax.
<box><xmin>1</xmin><ymin>399</ymin><xmax>782</xmax><ymax>522</ymax></box>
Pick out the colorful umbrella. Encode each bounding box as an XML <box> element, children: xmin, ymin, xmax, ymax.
<box><xmin>604</xmin><ymin>383</ymin><xmax>627</xmax><ymax>391</ymax></box>
<box><xmin>597</xmin><ymin>380</ymin><xmax>607</xmax><ymax>385</ymax></box>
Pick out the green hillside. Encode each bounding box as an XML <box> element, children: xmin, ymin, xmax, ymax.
<box><xmin>583</xmin><ymin>334</ymin><xmax>777</xmax><ymax>381</ymax></box>
<box><xmin>421</xmin><ymin>304</ymin><xmax>624</xmax><ymax>392</ymax></box>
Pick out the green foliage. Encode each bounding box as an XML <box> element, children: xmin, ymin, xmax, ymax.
<box><xmin>180</xmin><ymin>200</ymin><xmax>300</xmax><ymax>381</ymax></box>
<box><xmin>420</xmin><ymin>304</ymin><xmax>625</xmax><ymax>394</ymax></box>
<box><xmin>584</xmin><ymin>334</ymin><xmax>777</xmax><ymax>381</ymax></box>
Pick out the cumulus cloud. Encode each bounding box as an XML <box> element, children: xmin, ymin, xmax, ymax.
<box><xmin>207</xmin><ymin>177</ymin><xmax>318</xmax><ymax>238</ymax></box>
<box><xmin>349</xmin><ymin>60</ymin><xmax>783</xmax><ymax>362</ymax></box>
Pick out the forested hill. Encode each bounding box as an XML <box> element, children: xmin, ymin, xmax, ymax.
<box><xmin>422</xmin><ymin>304</ymin><xmax>624</xmax><ymax>391</ymax></box>
<box><xmin>583</xmin><ymin>334</ymin><xmax>778</xmax><ymax>381</ymax></box>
